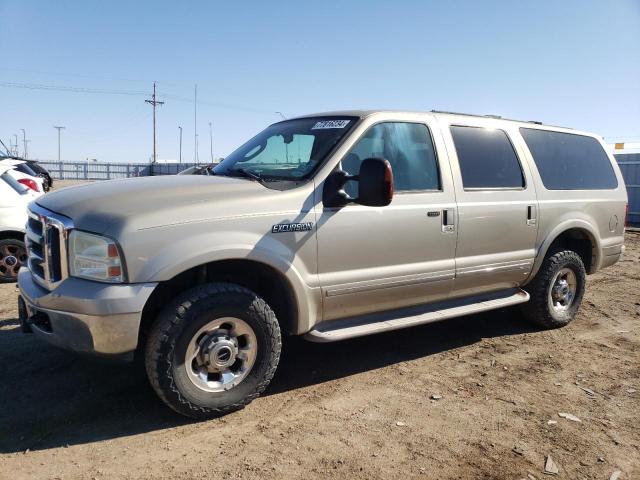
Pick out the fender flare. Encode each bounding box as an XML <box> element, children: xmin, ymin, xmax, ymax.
<box><xmin>528</xmin><ymin>219</ymin><xmax>601</xmax><ymax>281</ymax></box>
<box><xmin>143</xmin><ymin>241</ymin><xmax>320</xmax><ymax>335</ymax></box>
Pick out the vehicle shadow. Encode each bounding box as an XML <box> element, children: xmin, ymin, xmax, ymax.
<box><xmin>0</xmin><ymin>308</ymin><xmax>539</xmax><ymax>453</ymax></box>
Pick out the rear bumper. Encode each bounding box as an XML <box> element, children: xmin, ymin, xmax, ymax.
<box><xmin>18</xmin><ymin>267</ymin><xmax>157</xmax><ymax>361</ymax></box>
<box><xmin>600</xmin><ymin>243</ymin><xmax>625</xmax><ymax>270</ymax></box>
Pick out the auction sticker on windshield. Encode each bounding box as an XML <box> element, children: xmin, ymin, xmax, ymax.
<box><xmin>311</xmin><ymin>120</ymin><xmax>351</xmax><ymax>129</ymax></box>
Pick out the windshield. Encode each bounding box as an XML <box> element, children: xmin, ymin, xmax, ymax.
<box><xmin>214</xmin><ymin>116</ymin><xmax>357</xmax><ymax>182</ymax></box>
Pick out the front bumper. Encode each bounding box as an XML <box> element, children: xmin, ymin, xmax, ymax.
<box><xmin>18</xmin><ymin>267</ymin><xmax>157</xmax><ymax>362</ymax></box>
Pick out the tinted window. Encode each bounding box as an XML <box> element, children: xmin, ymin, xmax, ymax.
<box><xmin>342</xmin><ymin>122</ymin><xmax>440</xmax><ymax>196</ymax></box>
<box><xmin>1</xmin><ymin>172</ymin><xmax>28</xmax><ymax>194</ymax></box>
<box><xmin>450</xmin><ymin>126</ymin><xmax>525</xmax><ymax>189</ymax></box>
<box><xmin>520</xmin><ymin>128</ymin><xmax>617</xmax><ymax>190</ymax></box>
<box><xmin>16</xmin><ymin>163</ymin><xmax>38</xmax><ymax>177</ymax></box>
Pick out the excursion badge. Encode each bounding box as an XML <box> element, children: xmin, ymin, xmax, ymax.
<box><xmin>272</xmin><ymin>222</ymin><xmax>314</xmax><ymax>233</ymax></box>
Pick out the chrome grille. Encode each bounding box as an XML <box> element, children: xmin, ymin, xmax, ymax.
<box><xmin>25</xmin><ymin>204</ymin><xmax>74</xmax><ymax>290</ymax></box>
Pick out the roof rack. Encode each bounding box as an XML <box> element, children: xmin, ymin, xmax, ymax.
<box><xmin>430</xmin><ymin>110</ymin><xmax>545</xmax><ymax>126</ymax></box>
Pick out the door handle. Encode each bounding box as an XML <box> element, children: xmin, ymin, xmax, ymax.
<box><xmin>527</xmin><ymin>205</ymin><xmax>537</xmax><ymax>226</ymax></box>
<box><xmin>442</xmin><ymin>208</ymin><xmax>455</xmax><ymax>233</ymax></box>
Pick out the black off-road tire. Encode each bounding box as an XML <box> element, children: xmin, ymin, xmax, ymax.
<box><xmin>145</xmin><ymin>282</ymin><xmax>281</xmax><ymax>419</ymax></box>
<box><xmin>522</xmin><ymin>250</ymin><xmax>586</xmax><ymax>329</ymax></box>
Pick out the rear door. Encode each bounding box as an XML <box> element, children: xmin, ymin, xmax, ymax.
<box><xmin>440</xmin><ymin>118</ymin><xmax>539</xmax><ymax>297</ymax></box>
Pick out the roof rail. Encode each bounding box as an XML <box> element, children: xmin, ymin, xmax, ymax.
<box><xmin>430</xmin><ymin>110</ymin><xmax>499</xmax><ymax>119</ymax></box>
<box><xmin>430</xmin><ymin>110</ymin><xmax>546</xmax><ymax>126</ymax></box>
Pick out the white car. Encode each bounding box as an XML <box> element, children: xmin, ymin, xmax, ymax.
<box><xmin>0</xmin><ymin>159</ymin><xmax>45</xmax><ymax>195</ymax></box>
<box><xmin>0</xmin><ymin>164</ymin><xmax>37</xmax><ymax>282</ymax></box>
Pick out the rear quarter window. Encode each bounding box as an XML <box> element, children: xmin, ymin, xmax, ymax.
<box><xmin>520</xmin><ymin>128</ymin><xmax>618</xmax><ymax>190</ymax></box>
<box><xmin>1</xmin><ymin>172</ymin><xmax>29</xmax><ymax>194</ymax></box>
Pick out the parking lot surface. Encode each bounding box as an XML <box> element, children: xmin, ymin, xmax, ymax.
<box><xmin>0</xmin><ymin>231</ymin><xmax>638</xmax><ymax>480</ymax></box>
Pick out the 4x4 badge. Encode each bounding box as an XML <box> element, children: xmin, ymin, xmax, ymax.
<box><xmin>272</xmin><ymin>222</ymin><xmax>314</xmax><ymax>233</ymax></box>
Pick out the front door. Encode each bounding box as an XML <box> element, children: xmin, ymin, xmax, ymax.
<box><xmin>316</xmin><ymin>119</ymin><xmax>458</xmax><ymax>321</ymax></box>
<box><xmin>441</xmin><ymin>120</ymin><xmax>539</xmax><ymax>297</ymax></box>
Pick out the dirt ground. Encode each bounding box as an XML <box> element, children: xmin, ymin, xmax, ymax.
<box><xmin>0</xmin><ymin>206</ymin><xmax>638</xmax><ymax>479</ymax></box>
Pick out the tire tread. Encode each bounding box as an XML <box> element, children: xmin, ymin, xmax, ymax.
<box><xmin>145</xmin><ymin>282</ymin><xmax>281</xmax><ymax>419</ymax></box>
<box><xmin>522</xmin><ymin>250</ymin><xmax>586</xmax><ymax>329</ymax></box>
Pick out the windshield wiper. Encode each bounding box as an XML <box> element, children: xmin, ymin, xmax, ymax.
<box><xmin>228</xmin><ymin>168</ymin><xmax>262</xmax><ymax>181</ymax></box>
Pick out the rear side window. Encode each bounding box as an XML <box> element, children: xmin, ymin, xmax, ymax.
<box><xmin>450</xmin><ymin>126</ymin><xmax>525</xmax><ymax>189</ymax></box>
<box><xmin>520</xmin><ymin>128</ymin><xmax>618</xmax><ymax>190</ymax></box>
<box><xmin>1</xmin><ymin>172</ymin><xmax>28</xmax><ymax>194</ymax></box>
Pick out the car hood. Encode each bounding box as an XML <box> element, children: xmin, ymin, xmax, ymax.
<box><xmin>37</xmin><ymin>175</ymin><xmax>275</xmax><ymax>234</ymax></box>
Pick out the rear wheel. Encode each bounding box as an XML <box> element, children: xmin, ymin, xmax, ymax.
<box><xmin>0</xmin><ymin>238</ymin><xmax>27</xmax><ymax>283</ymax></box>
<box><xmin>522</xmin><ymin>250</ymin><xmax>586</xmax><ymax>328</ymax></box>
<box><xmin>145</xmin><ymin>282</ymin><xmax>281</xmax><ymax>419</ymax></box>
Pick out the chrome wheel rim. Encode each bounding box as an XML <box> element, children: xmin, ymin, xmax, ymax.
<box><xmin>0</xmin><ymin>243</ymin><xmax>27</xmax><ymax>280</ymax></box>
<box><xmin>548</xmin><ymin>267</ymin><xmax>577</xmax><ymax>312</ymax></box>
<box><xmin>185</xmin><ymin>317</ymin><xmax>257</xmax><ymax>393</ymax></box>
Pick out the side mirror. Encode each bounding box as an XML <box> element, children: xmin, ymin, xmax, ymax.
<box><xmin>322</xmin><ymin>157</ymin><xmax>394</xmax><ymax>208</ymax></box>
<box><xmin>356</xmin><ymin>158</ymin><xmax>394</xmax><ymax>207</ymax></box>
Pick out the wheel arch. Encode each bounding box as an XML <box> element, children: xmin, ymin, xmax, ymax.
<box><xmin>138</xmin><ymin>257</ymin><xmax>306</xmax><ymax>348</ymax></box>
<box><xmin>0</xmin><ymin>229</ymin><xmax>26</xmax><ymax>241</ymax></box>
<box><xmin>528</xmin><ymin>221</ymin><xmax>600</xmax><ymax>282</ymax></box>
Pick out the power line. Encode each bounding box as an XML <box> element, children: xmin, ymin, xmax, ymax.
<box><xmin>0</xmin><ymin>81</ymin><xmax>146</xmax><ymax>96</ymax></box>
<box><xmin>73</xmin><ymin>107</ymin><xmax>151</xmax><ymax>138</ymax></box>
<box><xmin>159</xmin><ymin>90</ymin><xmax>274</xmax><ymax>115</ymax></box>
<box><xmin>0</xmin><ymin>67</ymin><xmax>190</xmax><ymax>88</ymax></box>
<box><xmin>0</xmin><ymin>80</ymin><xmax>277</xmax><ymax>115</ymax></box>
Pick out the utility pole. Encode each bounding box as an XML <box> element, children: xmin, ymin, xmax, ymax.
<box><xmin>178</xmin><ymin>126</ymin><xmax>183</xmax><ymax>164</ymax></box>
<box><xmin>145</xmin><ymin>82</ymin><xmax>164</xmax><ymax>164</ymax></box>
<box><xmin>194</xmin><ymin>84</ymin><xmax>198</xmax><ymax>163</ymax></box>
<box><xmin>195</xmin><ymin>134</ymin><xmax>199</xmax><ymax>163</ymax></box>
<box><xmin>209</xmin><ymin>121</ymin><xmax>213</xmax><ymax>162</ymax></box>
<box><xmin>12</xmin><ymin>134</ymin><xmax>18</xmax><ymax>156</ymax></box>
<box><xmin>53</xmin><ymin>126</ymin><xmax>65</xmax><ymax>162</ymax></box>
<box><xmin>20</xmin><ymin>129</ymin><xmax>26</xmax><ymax>158</ymax></box>
<box><xmin>24</xmin><ymin>140</ymin><xmax>30</xmax><ymax>160</ymax></box>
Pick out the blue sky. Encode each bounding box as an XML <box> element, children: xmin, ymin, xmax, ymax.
<box><xmin>1</xmin><ymin>0</ymin><xmax>639</xmax><ymax>163</ymax></box>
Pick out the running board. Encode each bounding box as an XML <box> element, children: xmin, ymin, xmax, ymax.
<box><xmin>305</xmin><ymin>289</ymin><xmax>530</xmax><ymax>343</ymax></box>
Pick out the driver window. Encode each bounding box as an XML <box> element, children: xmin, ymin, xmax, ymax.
<box><xmin>341</xmin><ymin>122</ymin><xmax>440</xmax><ymax>197</ymax></box>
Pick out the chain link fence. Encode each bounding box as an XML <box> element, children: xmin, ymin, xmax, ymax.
<box><xmin>33</xmin><ymin>161</ymin><xmax>202</xmax><ymax>180</ymax></box>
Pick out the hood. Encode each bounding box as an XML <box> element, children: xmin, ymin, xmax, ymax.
<box><xmin>37</xmin><ymin>175</ymin><xmax>275</xmax><ymax>234</ymax></box>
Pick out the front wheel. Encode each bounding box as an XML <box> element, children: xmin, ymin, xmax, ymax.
<box><xmin>145</xmin><ymin>283</ymin><xmax>281</xmax><ymax>419</ymax></box>
<box><xmin>522</xmin><ymin>250</ymin><xmax>586</xmax><ymax>329</ymax></box>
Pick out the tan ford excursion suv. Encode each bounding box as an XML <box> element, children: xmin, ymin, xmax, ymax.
<box><xmin>18</xmin><ymin>110</ymin><xmax>627</xmax><ymax>418</ymax></box>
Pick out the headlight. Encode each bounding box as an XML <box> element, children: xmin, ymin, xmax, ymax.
<box><xmin>68</xmin><ymin>230</ymin><xmax>125</xmax><ymax>283</ymax></box>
